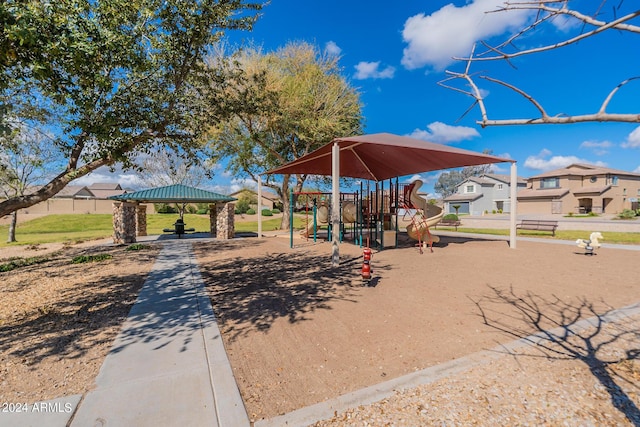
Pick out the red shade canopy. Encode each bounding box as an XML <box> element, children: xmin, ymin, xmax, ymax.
<box><xmin>267</xmin><ymin>133</ymin><xmax>513</xmax><ymax>181</ymax></box>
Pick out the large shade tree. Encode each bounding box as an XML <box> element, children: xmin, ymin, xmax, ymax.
<box><xmin>0</xmin><ymin>0</ymin><xmax>262</xmax><ymax>217</ymax></box>
<box><xmin>207</xmin><ymin>42</ymin><xmax>364</xmax><ymax>228</ymax></box>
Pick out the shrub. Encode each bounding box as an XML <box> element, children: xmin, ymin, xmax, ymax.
<box><xmin>587</xmin><ymin>211</ymin><xmax>598</xmax><ymax>217</ymax></box>
<box><xmin>261</xmin><ymin>209</ymin><xmax>273</xmax><ymax>216</ymax></box>
<box><xmin>196</xmin><ymin>208</ymin><xmax>208</xmax><ymax>214</ymax></box>
<box><xmin>618</xmin><ymin>209</ymin><xmax>637</xmax><ymax>219</ymax></box>
<box><xmin>71</xmin><ymin>253</ymin><xmax>113</xmax><ymax>264</ymax></box>
<box><xmin>443</xmin><ymin>213</ymin><xmax>459</xmax><ymax>221</ymax></box>
<box><xmin>0</xmin><ymin>256</ymin><xmax>50</xmax><ymax>272</ymax></box>
<box><xmin>246</xmin><ymin>208</ymin><xmax>256</xmax><ymax>215</ymax></box>
<box><xmin>235</xmin><ymin>198</ymin><xmax>251</xmax><ymax>214</ymax></box>
<box><xmin>271</xmin><ymin>208</ymin><xmax>281</xmax><ymax>214</ymax></box>
<box><xmin>126</xmin><ymin>243</ymin><xmax>150</xmax><ymax>251</ymax></box>
<box><xmin>155</xmin><ymin>203</ymin><xmax>177</xmax><ymax>214</ymax></box>
<box><xmin>185</xmin><ymin>205</ymin><xmax>197</xmax><ymax>214</ymax></box>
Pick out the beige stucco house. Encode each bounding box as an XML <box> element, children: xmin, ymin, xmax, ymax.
<box><xmin>229</xmin><ymin>188</ymin><xmax>282</xmax><ymax>211</ymax></box>
<box><xmin>517</xmin><ymin>163</ymin><xmax>640</xmax><ymax>215</ymax></box>
<box><xmin>20</xmin><ymin>183</ymin><xmax>135</xmax><ymax>215</ymax></box>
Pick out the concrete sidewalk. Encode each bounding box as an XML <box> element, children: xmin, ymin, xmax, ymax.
<box><xmin>68</xmin><ymin>241</ymin><xmax>248</xmax><ymax>426</ymax></box>
<box><xmin>2</xmin><ymin>240</ymin><xmax>248</xmax><ymax>427</ymax></box>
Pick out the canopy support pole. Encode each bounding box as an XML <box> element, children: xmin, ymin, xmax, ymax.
<box><xmin>257</xmin><ymin>175</ymin><xmax>263</xmax><ymax>239</ymax></box>
<box><xmin>331</xmin><ymin>142</ymin><xmax>340</xmax><ymax>267</ymax></box>
<box><xmin>509</xmin><ymin>162</ymin><xmax>517</xmax><ymax>249</ymax></box>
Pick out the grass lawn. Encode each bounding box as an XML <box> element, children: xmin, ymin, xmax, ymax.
<box><xmin>0</xmin><ymin>213</ymin><xmax>309</xmax><ymax>247</ymax></box>
<box><xmin>441</xmin><ymin>227</ymin><xmax>640</xmax><ymax>245</ymax></box>
<box><xmin>1</xmin><ymin>214</ymin><xmax>638</xmax><ymax>247</ymax></box>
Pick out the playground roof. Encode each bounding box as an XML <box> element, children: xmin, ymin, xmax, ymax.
<box><xmin>267</xmin><ymin>133</ymin><xmax>513</xmax><ymax>181</ymax></box>
<box><xmin>109</xmin><ymin>184</ymin><xmax>236</xmax><ymax>203</ymax></box>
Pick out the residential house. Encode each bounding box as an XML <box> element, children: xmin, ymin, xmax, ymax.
<box><xmin>86</xmin><ymin>182</ymin><xmax>128</xmax><ymax>199</ymax></box>
<box><xmin>21</xmin><ymin>183</ymin><xmax>135</xmax><ymax>215</ymax></box>
<box><xmin>53</xmin><ymin>185</ymin><xmax>95</xmax><ymax>199</ymax></box>
<box><xmin>230</xmin><ymin>188</ymin><xmax>282</xmax><ymax>211</ymax></box>
<box><xmin>517</xmin><ymin>163</ymin><xmax>640</xmax><ymax>215</ymax></box>
<box><xmin>444</xmin><ymin>174</ymin><xmax>527</xmax><ymax>215</ymax></box>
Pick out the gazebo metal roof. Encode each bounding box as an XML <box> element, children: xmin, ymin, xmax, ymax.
<box><xmin>109</xmin><ymin>184</ymin><xmax>236</xmax><ymax>203</ymax></box>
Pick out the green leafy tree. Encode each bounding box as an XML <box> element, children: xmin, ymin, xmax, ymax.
<box><xmin>207</xmin><ymin>42</ymin><xmax>363</xmax><ymax>229</ymax></box>
<box><xmin>434</xmin><ymin>149</ymin><xmax>494</xmax><ymax>198</ymax></box>
<box><xmin>0</xmin><ymin>0</ymin><xmax>262</xmax><ymax>217</ymax></box>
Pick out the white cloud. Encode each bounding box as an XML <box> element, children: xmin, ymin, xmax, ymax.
<box><xmin>622</xmin><ymin>126</ymin><xmax>640</xmax><ymax>148</ymax></box>
<box><xmin>408</xmin><ymin>121</ymin><xmax>480</xmax><ymax>144</ymax></box>
<box><xmin>229</xmin><ymin>177</ymin><xmax>257</xmax><ymax>193</ymax></box>
<box><xmin>580</xmin><ymin>140</ymin><xmax>613</xmax><ymax>156</ymax></box>
<box><xmin>634</xmin><ymin>165</ymin><xmax>640</xmax><ymax>173</ymax></box>
<box><xmin>353</xmin><ymin>61</ymin><xmax>396</xmax><ymax>80</ymax></box>
<box><xmin>324</xmin><ymin>41</ymin><xmax>342</xmax><ymax>56</ymax></box>
<box><xmin>401</xmin><ymin>0</ymin><xmax>532</xmax><ymax>70</ymax></box>
<box><xmin>404</xmin><ymin>174</ymin><xmax>424</xmax><ymax>183</ymax></box>
<box><xmin>550</xmin><ymin>14</ymin><xmax>580</xmax><ymax>32</ymax></box>
<box><xmin>524</xmin><ymin>149</ymin><xmax>606</xmax><ymax>171</ymax></box>
<box><xmin>71</xmin><ymin>167</ymin><xmax>146</xmax><ymax>189</ymax></box>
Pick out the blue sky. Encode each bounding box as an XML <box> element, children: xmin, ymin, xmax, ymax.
<box><xmin>76</xmin><ymin>0</ymin><xmax>640</xmax><ymax>196</ymax></box>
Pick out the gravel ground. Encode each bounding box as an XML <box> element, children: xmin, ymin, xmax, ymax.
<box><xmin>313</xmin><ymin>312</ymin><xmax>640</xmax><ymax>427</ymax></box>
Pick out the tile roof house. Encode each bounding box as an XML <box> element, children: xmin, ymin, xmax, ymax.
<box><xmin>444</xmin><ymin>174</ymin><xmax>527</xmax><ymax>215</ymax></box>
<box><xmin>86</xmin><ymin>183</ymin><xmax>128</xmax><ymax>199</ymax></box>
<box><xmin>51</xmin><ymin>183</ymin><xmax>129</xmax><ymax>200</ymax></box>
<box><xmin>230</xmin><ymin>188</ymin><xmax>282</xmax><ymax>211</ymax></box>
<box><xmin>517</xmin><ymin>163</ymin><xmax>640</xmax><ymax>214</ymax></box>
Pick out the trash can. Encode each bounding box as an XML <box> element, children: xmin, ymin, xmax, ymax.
<box><xmin>174</xmin><ymin>219</ymin><xmax>185</xmax><ymax>236</ymax></box>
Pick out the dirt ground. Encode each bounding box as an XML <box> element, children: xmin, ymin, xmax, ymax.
<box><xmin>2</xmin><ymin>229</ymin><xmax>639</xmax><ymax>425</ymax></box>
<box><xmin>0</xmin><ymin>240</ymin><xmax>160</xmax><ymax>403</ymax></box>
<box><xmin>193</xmin><ymin>233</ymin><xmax>640</xmax><ymax>423</ymax></box>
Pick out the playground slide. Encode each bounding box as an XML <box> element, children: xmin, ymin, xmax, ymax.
<box><xmin>404</xmin><ymin>180</ymin><xmax>444</xmax><ymax>243</ymax></box>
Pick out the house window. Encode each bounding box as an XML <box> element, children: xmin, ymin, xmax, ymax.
<box><xmin>497</xmin><ymin>184</ymin><xmax>503</xmax><ymax>190</ymax></box>
<box><xmin>612</xmin><ymin>176</ymin><xmax>619</xmax><ymax>186</ymax></box>
<box><xmin>540</xmin><ymin>177</ymin><xmax>560</xmax><ymax>189</ymax></box>
<box><xmin>589</xmin><ymin>176</ymin><xmax>597</xmax><ymax>183</ymax></box>
<box><xmin>623</xmin><ymin>188</ymin><xmax>627</xmax><ymax>195</ymax></box>
<box><xmin>465</xmin><ymin>185</ymin><xmax>475</xmax><ymax>193</ymax></box>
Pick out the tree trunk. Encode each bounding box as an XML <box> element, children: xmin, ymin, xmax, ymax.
<box><xmin>7</xmin><ymin>211</ymin><xmax>17</xmax><ymax>243</ymax></box>
<box><xmin>280</xmin><ymin>176</ymin><xmax>291</xmax><ymax>230</ymax></box>
<box><xmin>279</xmin><ymin>175</ymin><xmax>306</xmax><ymax>230</ymax></box>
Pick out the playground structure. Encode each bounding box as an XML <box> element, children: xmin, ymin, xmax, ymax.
<box><xmin>290</xmin><ymin>179</ymin><xmax>442</xmax><ymax>251</ymax></box>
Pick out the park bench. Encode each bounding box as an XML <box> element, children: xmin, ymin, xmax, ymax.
<box><xmin>516</xmin><ymin>219</ymin><xmax>559</xmax><ymax>236</ymax></box>
<box><xmin>435</xmin><ymin>218</ymin><xmax>461</xmax><ymax>231</ymax></box>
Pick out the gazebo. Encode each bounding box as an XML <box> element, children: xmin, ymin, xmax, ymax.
<box><xmin>109</xmin><ymin>184</ymin><xmax>237</xmax><ymax>244</ymax></box>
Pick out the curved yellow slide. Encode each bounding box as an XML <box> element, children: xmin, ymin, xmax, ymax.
<box><xmin>404</xmin><ymin>180</ymin><xmax>444</xmax><ymax>244</ymax></box>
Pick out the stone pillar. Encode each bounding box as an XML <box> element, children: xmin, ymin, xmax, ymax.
<box><xmin>136</xmin><ymin>204</ymin><xmax>148</xmax><ymax>237</ymax></box>
<box><xmin>209</xmin><ymin>204</ymin><xmax>218</xmax><ymax>235</ymax></box>
<box><xmin>113</xmin><ymin>202</ymin><xmax>137</xmax><ymax>244</ymax></box>
<box><xmin>216</xmin><ymin>202</ymin><xmax>235</xmax><ymax>240</ymax></box>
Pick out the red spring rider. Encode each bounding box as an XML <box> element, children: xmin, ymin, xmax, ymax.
<box><xmin>361</xmin><ymin>243</ymin><xmax>373</xmax><ymax>283</ymax></box>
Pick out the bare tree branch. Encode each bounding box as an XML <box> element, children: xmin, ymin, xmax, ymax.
<box><xmin>455</xmin><ymin>8</ymin><xmax>640</xmax><ymax>62</ymax></box>
<box><xmin>441</xmin><ymin>1</ymin><xmax>640</xmax><ymax>126</ymax></box>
